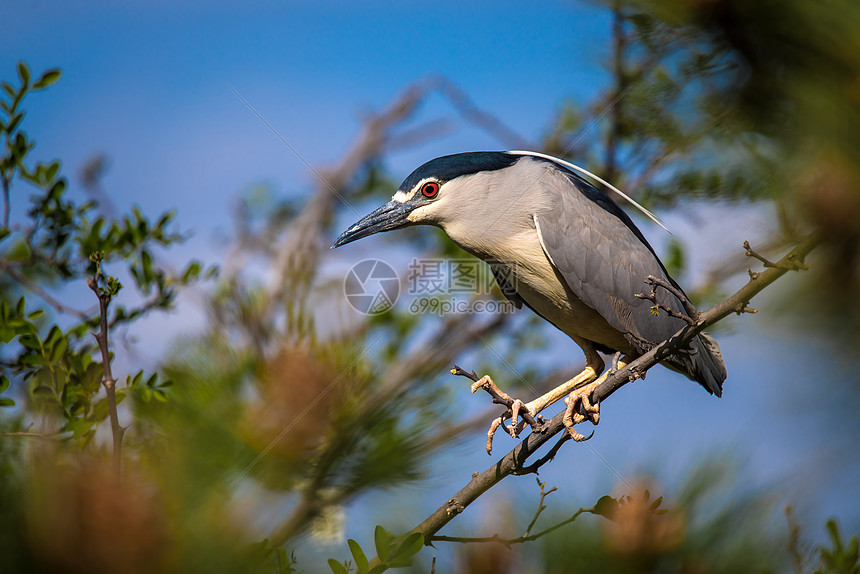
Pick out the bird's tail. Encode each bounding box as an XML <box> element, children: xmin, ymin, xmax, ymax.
<box><xmin>682</xmin><ymin>332</ymin><xmax>726</xmax><ymax>397</ymax></box>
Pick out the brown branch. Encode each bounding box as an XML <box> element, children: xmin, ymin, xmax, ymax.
<box><xmin>429</xmin><ymin>507</ymin><xmax>592</xmax><ymax>548</ymax></box>
<box><xmin>428</xmin><ymin>76</ymin><xmax>534</xmax><ymax>150</ymax></box>
<box><xmin>2</xmin><ymin>263</ymin><xmax>91</xmax><ymax>320</ymax></box>
<box><xmin>2</xmin><ymin>174</ymin><xmax>10</xmax><ymax>231</ymax></box>
<box><xmin>525</xmin><ymin>478</ymin><xmax>558</xmax><ymax>537</ymax></box>
<box><xmin>604</xmin><ymin>0</ymin><xmax>627</xmax><ymax>184</ymax></box>
<box><xmin>512</xmin><ymin>433</ymin><xmax>573</xmax><ymax>476</ymax></box>
<box><xmin>0</xmin><ymin>430</ymin><xmax>66</xmax><ymax>439</ymax></box>
<box><xmin>744</xmin><ymin>240</ymin><xmax>808</xmax><ymax>271</ymax></box>
<box><xmin>87</xmin><ymin>274</ymin><xmax>124</xmax><ymax>479</ymax></box>
<box><xmin>388</xmin><ymin>233</ymin><xmax>819</xmax><ymax>552</ymax></box>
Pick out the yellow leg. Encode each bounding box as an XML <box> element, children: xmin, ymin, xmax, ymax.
<box><xmin>563</xmin><ymin>355</ymin><xmax>629</xmax><ymax>441</ymax></box>
<box><xmin>522</xmin><ymin>364</ymin><xmax>600</xmax><ymax>418</ymax></box>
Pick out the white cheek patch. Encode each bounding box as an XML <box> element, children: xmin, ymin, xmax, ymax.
<box><xmin>407</xmin><ymin>204</ymin><xmax>432</xmax><ymax>222</ymax></box>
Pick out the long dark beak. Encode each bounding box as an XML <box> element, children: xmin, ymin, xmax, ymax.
<box><xmin>331</xmin><ymin>200</ymin><xmax>414</xmax><ymax>248</ymax></box>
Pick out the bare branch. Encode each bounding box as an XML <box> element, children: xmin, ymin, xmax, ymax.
<box><xmin>525</xmin><ymin>478</ymin><xmax>558</xmax><ymax>537</ymax></box>
<box><xmin>1</xmin><ymin>175</ymin><xmax>10</xmax><ymax>231</ymax></box>
<box><xmin>87</xmin><ymin>271</ymin><xmax>124</xmax><ymax>479</ymax></box>
<box><xmin>745</xmin><ymin>240</ymin><xmax>809</xmax><ymax>271</ymax></box>
<box><xmin>0</xmin><ymin>430</ymin><xmax>66</xmax><ymax>439</ymax></box>
<box><xmin>1</xmin><ymin>263</ymin><xmax>91</xmax><ymax>320</ymax></box>
<box><xmin>430</xmin><ymin>506</ymin><xmax>592</xmax><ymax>548</ymax></box>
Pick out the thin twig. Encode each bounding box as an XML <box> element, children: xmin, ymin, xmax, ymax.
<box><xmin>2</xmin><ymin>175</ymin><xmax>11</xmax><ymax>231</ymax></box>
<box><xmin>430</xmin><ymin>507</ymin><xmax>592</xmax><ymax>548</ymax></box>
<box><xmin>512</xmin><ymin>433</ymin><xmax>573</xmax><ymax>476</ymax></box>
<box><xmin>2</xmin><ymin>263</ymin><xmax>90</xmax><ymax>320</ymax></box>
<box><xmin>524</xmin><ymin>478</ymin><xmax>558</xmax><ymax>537</ymax></box>
<box><xmin>635</xmin><ymin>275</ymin><xmax>699</xmax><ymax>325</ymax></box>
<box><xmin>87</xmin><ymin>273</ymin><xmax>123</xmax><ymax>479</ymax></box>
<box><xmin>744</xmin><ymin>240</ymin><xmax>809</xmax><ymax>271</ymax></box>
<box><xmin>0</xmin><ymin>430</ymin><xmax>66</xmax><ymax>439</ymax></box>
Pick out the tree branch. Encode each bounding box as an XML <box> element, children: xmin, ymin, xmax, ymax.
<box><xmin>87</xmin><ymin>271</ymin><xmax>124</xmax><ymax>479</ymax></box>
<box><xmin>429</xmin><ymin>507</ymin><xmax>592</xmax><ymax>548</ymax></box>
<box><xmin>395</xmin><ymin>233</ymin><xmax>819</xmax><ymax>551</ymax></box>
<box><xmin>1</xmin><ymin>263</ymin><xmax>91</xmax><ymax>320</ymax></box>
<box><xmin>2</xmin><ymin>174</ymin><xmax>10</xmax><ymax>231</ymax></box>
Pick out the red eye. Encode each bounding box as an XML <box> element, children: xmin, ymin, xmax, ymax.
<box><xmin>421</xmin><ymin>181</ymin><xmax>440</xmax><ymax>198</ymax></box>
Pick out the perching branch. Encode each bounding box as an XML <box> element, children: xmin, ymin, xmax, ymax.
<box><xmin>86</xmin><ymin>259</ymin><xmax>124</xmax><ymax>479</ymax></box>
<box><xmin>394</xmin><ymin>233</ymin><xmax>819</xmax><ymax>551</ymax></box>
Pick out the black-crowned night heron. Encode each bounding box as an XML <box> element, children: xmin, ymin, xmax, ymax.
<box><xmin>333</xmin><ymin>151</ymin><xmax>725</xmax><ymax>443</ymax></box>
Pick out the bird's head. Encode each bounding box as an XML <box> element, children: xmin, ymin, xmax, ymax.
<box><xmin>331</xmin><ymin>152</ymin><xmax>520</xmax><ymax>249</ymax></box>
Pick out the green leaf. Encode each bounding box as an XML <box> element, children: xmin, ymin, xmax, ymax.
<box><xmin>19</xmin><ymin>334</ymin><xmax>42</xmax><ymax>351</ymax></box>
<box><xmin>51</xmin><ymin>337</ymin><xmax>68</xmax><ymax>362</ymax></box>
<box><xmin>27</xmin><ymin>309</ymin><xmax>45</xmax><ymax>319</ymax></box>
<box><xmin>0</xmin><ymin>229</ymin><xmax>10</xmax><ymax>241</ymax></box>
<box><xmin>367</xmin><ymin>566</ymin><xmax>388</xmax><ymax>574</ymax></box>
<box><xmin>1</xmin><ymin>81</ymin><xmax>14</xmax><ymax>99</ymax></box>
<box><xmin>131</xmin><ymin>370</ymin><xmax>144</xmax><ymax>387</ymax></box>
<box><xmin>328</xmin><ymin>559</ymin><xmax>348</xmax><ymax>574</ymax></box>
<box><xmin>32</xmin><ymin>69</ymin><xmax>61</xmax><ymax>90</ymax></box>
<box><xmin>348</xmin><ymin>539</ymin><xmax>368</xmax><ymax>573</ymax></box>
<box><xmin>392</xmin><ymin>532</ymin><xmax>423</xmax><ymax>561</ymax></box>
<box><xmin>45</xmin><ymin>161</ymin><xmax>60</xmax><ymax>182</ymax></box>
<box><xmin>92</xmin><ymin>397</ymin><xmax>110</xmax><ymax>421</ymax></box>
<box><xmin>374</xmin><ymin>525</ymin><xmax>391</xmax><ymax>562</ymax></box>
<box><xmin>17</xmin><ymin>62</ymin><xmax>30</xmax><ymax>87</ymax></box>
<box><xmin>7</xmin><ymin>111</ymin><xmax>23</xmax><ymax>133</ymax></box>
<box><xmin>0</xmin><ymin>397</ymin><xmax>15</xmax><ymax>407</ymax></box>
<box><xmin>0</xmin><ymin>376</ymin><xmax>9</xmax><ymax>393</ymax></box>
<box><xmin>593</xmin><ymin>495</ymin><xmax>619</xmax><ymax>520</ymax></box>
<box><xmin>45</xmin><ymin>325</ymin><xmax>62</xmax><ymax>348</ymax></box>
<box><xmin>182</xmin><ymin>261</ymin><xmax>202</xmax><ymax>282</ymax></box>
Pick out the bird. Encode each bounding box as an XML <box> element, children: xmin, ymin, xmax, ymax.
<box><xmin>332</xmin><ymin>151</ymin><xmax>726</xmax><ymax>445</ymax></box>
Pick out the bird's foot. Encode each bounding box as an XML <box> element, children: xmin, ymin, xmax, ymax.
<box><xmin>451</xmin><ymin>366</ymin><xmax>544</xmax><ymax>454</ymax></box>
<box><xmin>562</xmin><ymin>380</ymin><xmax>602</xmax><ymax>441</ymax></box>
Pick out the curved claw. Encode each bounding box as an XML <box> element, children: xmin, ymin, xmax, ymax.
<box><xmin>486</xmin><ymin>416</ymin><xmax>505</xmax><ymax>454</ymax></box>
<box><xmin>562</xmin><ymin>382</ymin><xmax>601</xmax><ymax>441</ymax></box>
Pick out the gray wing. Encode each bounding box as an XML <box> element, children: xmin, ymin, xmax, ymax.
<box><xmin>535</xmin><ymin>167</ymin><xmax>725</xmax><ymax>395</ymax></box>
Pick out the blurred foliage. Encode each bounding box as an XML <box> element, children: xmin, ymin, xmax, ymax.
<box><xmin>0</xmin><ymin>62</ymin><xmax>211</xmax><ymax>442</ymax></box>
<box><xmin>3</xmin><ymin>0</ymin><xmax>860</xmax><ymax>568</ymax></box>
<box><xmin>0</xmin><ymin>64</ymin><xmax>212</xmax><ymax>571</ymax></box>
<box><xmin>566</xmin><ymin>0</ymin><xmax>860</xmax><ymax>342</ymax></box>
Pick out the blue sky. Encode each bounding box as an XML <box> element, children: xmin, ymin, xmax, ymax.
<box><xmin>4</xmin><ymin>0</ymin><xmax>858</xmax><ymax>565</ymax></box>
